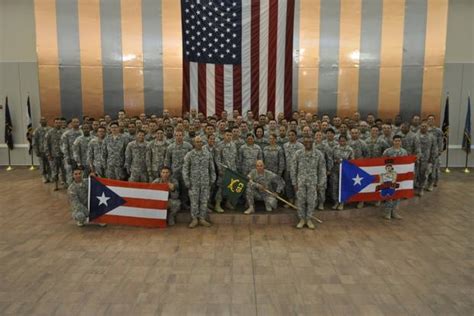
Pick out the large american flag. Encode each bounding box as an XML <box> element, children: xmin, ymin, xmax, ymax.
<box><xmin>181</xmin><ymin>0</ymin><xmax>295</xmax><ymax>117</ymax></box>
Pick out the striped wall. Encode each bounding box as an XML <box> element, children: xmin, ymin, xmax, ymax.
<box><xmin>34</xmin><ymin>0</ymin><xmax>449</xmax><ymax>120</ymax></box>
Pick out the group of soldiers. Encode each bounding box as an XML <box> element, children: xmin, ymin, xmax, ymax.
<box><xmin>32</xmin><ymin>108</ymin><xmax>444</xmax><ymax>229</ymax></box>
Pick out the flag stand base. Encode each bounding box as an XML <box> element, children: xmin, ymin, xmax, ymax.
<box><xmin>6</xmin><ymin>166</ymin><xmax>13</xmax><ymax>171</ymax></box>
<box><xmin>29</xmin><ymin>165</ymin><xmax>36</xmax><ymax>171</ymax></box>
<box><xmin>444</xmin><ymin>168</ymin><xmax>451</xmax><ymax>173</ymax></box>
<box><xmin>464</xmin><ymin>168</ymin><xmax>470</xmax><ymax>173</ymax></box>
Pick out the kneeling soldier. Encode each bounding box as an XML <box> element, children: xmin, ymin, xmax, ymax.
<box><xmin>152</xmin><ymin>166</ymin><xmax>181</xmax><ymax>226</ymax></box>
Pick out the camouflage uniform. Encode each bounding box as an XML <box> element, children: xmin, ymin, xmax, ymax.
<box><xmin>87</xmin><ymin>137</ymin><xmax>107</xmax><ymax>177</ymax></box>
<box><xmin>397</xmin><ymin>131</ymin><xmax>421</xmax><ymax>156</ymax></box>
<box><xmin>382</xmin><ymin>147</ymin><xmax>408</xmax><ymax>217</ymax></box>
<box><xmin>182</xmin><ymin>148</ymin><xmax>216</xmax><ymax>219</ymax></box>
<box><xmin>366</xmin><ymin>137</ymin><xmax>385</xmax><ymax>158</ymax></box>
<box><xmin>378</xmin><ymin>134</ymin><xmax>393</xmax><ymax>154</ymax></box>
<box><xmin>152</xmin><ymin>177</ymin><xmax>181</xmax><ymax>222</ymax></box>
<box><xmin>125</xmin><ymin>140</ymin><xmax>149</xmax><ymax>182</ymax></box>
<box><xmin>215</xmin><ymin>141</ymin><xmax>238</xmax><ymax>201</ymax></box>
<box><xmin>67</xmin><ymin>179</ymin><xmax>89</xmax><ymax>224</ymax></box>
<box><xmin>233</xmin><ymin>138</ymin><xmax>245</xmax><ymax>151</ymax></box>
<box><xmin>282</xmin><ymin>141</ymin><xmax>304</xmax><ymax>200</ymax></box>
<box><xmin>428</xmin><ymin>127</ymin><xmax>444</xmax><ymax>186</ymax></box>
<box><xmin>348</xmin><ymin>139</ymin><xmax>369</xmax><ymax>159</ymax></box>
<box><xmin>44</xmin><ymin>128</ymin><xmax>66</xmax><ymax>184</ymax></box>
<box><xmin>322</xmin><ymin>139</ymin><xmax>338</xmax><ymax>150</ymax></box>
<box><xmin>146</xmin><ymin>140</ymin><xmax>168</xmax><ymax>181</ymax></box>
<box><xmin>291</xmin><ymin>148</ymin><xmax>327</xmax><ymax>219</ymax></box>
<box><xmin>165</xmin><ymin>141</ymin><xmax>193</xmax><ymax>204</ymax></box>
<box><xmin>33</xmin><ymin>126</ymin><xmax>51</xmax><ymax>181</ymax></box>
<box><xmin>103</xmin><ymin>134</ymin><xmax>128</xmax><ymax>180</ymax></box>
<box><xmin>263</xmin><ymin>144</ymin><xmax>285</xmax><ymax>177</ymax></box>
<box><xmin>246</xmin><ymin>169</ymin><xmax>285</xmax><ymax>211</ymax></box>
<box><xmin>73</xmin><ymin>134</ymin><xmax>92</xmax><ymax>177</ymax></box>
<box><xmin>238</xmin><ymin>143</ymin><xmax>263</xmax><ymax>177</ymax></box>
<box><xmin>61</xmin><ymin>129</ymin><xmax>82</xmax><ymax>185</ymax></box>
<box><xmin>314</xmin><ymin>142</ymin><xmax>333</xmax><ymax>207</ymax></box>
<box><xmin>276</xmin><ymin>136</ymin><xmax>288</xmax><ymax>148</ymax></box>
<box><xmin>255</xmin><ymin>137</ymin><xmax>269</xmax><ymax>150</ymax></box>
<box><xmin>330</xmin><ymin>145</ymin><xmax>354</xmax><ymax>202</ymax></box>
<box><xmin>416</xmin><ymin>132</ymin><xmax>438</xmax><ymax>191</ymax></box>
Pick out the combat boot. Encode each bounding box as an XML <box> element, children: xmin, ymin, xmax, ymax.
<box><xmin>244</xmin><ymin>206</ymin><xmax>255</xmax><ymax>215</ymax></box>
<box><xmin>168</xmin><ymin>215</ymin><xmax>176</xmax><ymax>226</ymax></box>
<box><xmin>427</xmin><ymin>184</ymin><xmax>434</xmax><ymax>192</ymax></box>
<box><xmin>188</xmin><ymin>218</ymin><xmax>199</xmax><ymax>228</ymax></box>
<box><xmin>332</xmin><ymin>202</ymin><xmax>339</xmax><ymax>210</ymax></box>
<box><xmin>306</xmin><ymin>219</ymin><xmax>315</xmax><ymax>230</ymax></box>
<box><xmin>318</xmin><ymin>203</ymin><xmax>324</xmax><ymax>211</ymax></box>
<box><xmin>215</xmin><ymin>200</ymin><xmax>224</xmax><ymax>213</ymax></box>
<box><xmin>199</xmin><ymin>218</ymin><xmax>212</xmax><ymax>227</ymax></box>
<box><xmin>391</xmin><ymin>211</ymin><xmax>403</xmax><ymax>220</ymax></box>
<box><xmin>296</xmin><ymin>219</ymin><xmax>305</xmax><ymax>229</ymax></box>
<box><xmin>337</xmin><ymin>203</ymin><xmax>344</xmax><ymax>211</ymax></box>
<box><xmin>357</xmin><ymin>202</ymin><xmax>364</xmax><ymax>209</ymax></box>
<box><xmin>225</xmin><ymin>201</ymin><xmax>235</xmax><ymax>210</ymax></box>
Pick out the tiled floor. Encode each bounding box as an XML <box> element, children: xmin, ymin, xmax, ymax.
<box><xmin>0</xmin><ymin>168</ymin><xmax>473</xmax><ymax>315</ymax></box>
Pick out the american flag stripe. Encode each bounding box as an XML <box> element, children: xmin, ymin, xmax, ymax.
<box><xmin>284</xmin><ymin>0</ymin><xmax>295</xmax><ymax>117</ymax></box>
<box><xmin>207</xmin><ymin>64</ymin><xmax>215</xmax><ymax>116</ymax></box>
<box><xmin>276</xmin><ymin>0</ymin><xmax>287</xmax><ymax>116</ymax></box>
<box><xmin>224</xmin><ymin>64</ymin><xmax>234</xmax><ymax>114</ymax></box>
<box><xmin>182</xmin><ymin>61</ymin><xmax>190</xmax><ymax>114</ymax></box>
<box><xmin>267</xmin><ymin>0</ymin><xmax>278</xmax><ymax>115</ymax></box>
<box><xmin>199</xmin><ymin>63</ymin><xmax>207</xmax><ymax>115</ymax></box>
<box><xmin>215</xmin><ymin>64</ymin><xmax>224</xmax><ymax>115</ymax></box>
<box><xmin>250</xmin><ymin>0</ymin><xmax>260</xmax><ymax>115</ymax></box>
<box><xmin>241</xmin><ymin>0</ymin><xmax>251</xmax><ymax>116</ymax></box>
<box><xmin>233</xmin><ymin>65</ymin><xmax>242</xmax><ymax>113</ymax></box>
<box><xmin>259</xmin><ymin>0</ymin><xmax>269</xmax><ymax>115</ymax></box>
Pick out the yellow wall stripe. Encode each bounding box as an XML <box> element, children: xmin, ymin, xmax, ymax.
<box><xmin>378</xmin><ymin>0</ymin><xmax>405</xmax><ymax>119</ymax></box>
<box><xmin>337</xmin><ymin>0</ymin><xmax>362</xmax><ymax>118</ymax></box>
<box><xmin>78</xmin><ymin>0</ymin><xmax>104</xmax><ymax>119</ymax></box>
<box><xmin>162</xmin><ymin>0</ymin><xmax>183</xmax><ymax>116</ymax></box>
<box><xmin>421</xmin><ymin>0</ymin><xmax>449</xmax><ymax>119</ymax></box>
<box><xmin>297</xmin><ymin>0</ymin><xmax>320</xmax><ymax>114</ymax></box>
<box><xmin>121</xmin><ymin>0</ymin><xmax>145</xmax><ymax>116</ymax></box>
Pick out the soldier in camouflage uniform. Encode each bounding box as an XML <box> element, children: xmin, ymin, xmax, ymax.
<box><xmin>88</xmin><ymin>126</ymin><xmax>107</xmax><ymax>177</ymax></box>
<box><xmin>152</xmin><ymin>166</ymin><xmax>181</xmax><ymax>226</ymax></box>
<box><xmin>244</xmin><ymin>160</ymin><xmax>285</xmax><ymax>214</ymax></box>
<box><xmin>231</xmin><ymin>126</ymin><xmax>245</xmax><ymax>151</ymax></box>
<box><xmin>282</xmin><ymin>130</ymin><xmax>304</xmax><ymax>204</ymax></box>
<box><xmin>146</xmin><ymin>128</ymin><xmax>168</xmax><ymax>181</ymax></box>
<box><xmin>165</xmin><ymin>130</ymin><xmax>193</xmax><ymax>208</ymax></box>
<box><xmin>291</xmin><ymin>137</ymin><xmax>327</xmax><ymax>229</ymax></box>
<box><xmin>263</xmin><ymin>133</ymin><xmax>285</xmax><ymax>177</ymax></box>
<box><xmin>125</xmin><ymin>130</ymin><xmax>149</xmax><ymax>182</ymax></box>
<box><xmin>73</xmin><ymin>123</ymin><xmax>92</xmax><ymax>177</ymax></box>
<box><xmin>397</xmin><ymin>122</ymin><xmax>421</xmax><ymax>156</ymax></box>
<box><xmin>182</xmin><ymin>136</ymin><xmax>216</xmax><ymax>228</ymax></box>
<box><xmin>314</xmin><ymin>131</ymin><xmax>333</xmax><ymax>210</ymax></box>
<box><xmin>33</xmin><ymin>117</ymin><xmax>51</xmax><ymax>183</ymax></box>
<box><xmin>416</xmin><ymin>121</ymin><xmax>438</xmax><ymax>196</ymax></box>
<box><xmin>331</xmin><ymin>135</ymin><xmax>354</xmax><ymax>210</ymax></box>
<box><xmin>124</xmin><ymin>122</ymin><xmax>137</xmax><ymax>144</ymax></box>
<box><xmin>382</xmin><ymin>135</ymin><xmax>408</xmax><ymax>220</ymax></box>
<box><xmin>103</xmin><ymin>122</ymin><xmax>128</xmax><ymax>180</ymax></box>
<box><xmin>277</xmin><ymin>125</ymin><xmax>288</xmax><ymax>147</ymax></box>
<box><xmin>427</xmin><ymin>115</ymin><xmax>444</xmax><ymax>188</ymax></box>
<box><xmin>323</xmin><ymin>128</ymin><xmax>338</xmax><ymax>149</ymax></box>
<box><xmin>214</xmin><ymin>129</ymin><xmax>238</xmax><ymax>213</ymax></box>
<box><xmin>44</xmin><ymin>118</ymin><xmax>66</xmax><ymax>190</ymax></box>
<box><xmin>61</xmin><ymin>118</ymin><xmax>82</xmax><ymax>185</ymax></box>
<box><xmin>238</xmin><ymin>134</ymin><xmax>263</xmax><ymax>178</ymax></box>
<box><xmin>254</xmin><ymin>126</ymin><xmax>269</xmax><ymax>150</ymax></box>
<box><xmin>68</xmin><ymin>168</ymin><xmax>106</xmax><ymax>227</ymax></box>
<box><xmin>349</xmin><ymin>128</ymin><xmax>369</xmax><ymax>208</ymax></box>
<box><xmin>366</xmin><ymin>126</ymin><xmax>384</xmax><ymax>158</ymax></box>
<box><xmin>378</xmin><ymin>124</ymin><xmax>394</xmax><ymax>154</ymax></box>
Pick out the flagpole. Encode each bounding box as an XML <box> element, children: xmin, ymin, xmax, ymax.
<box><xmin>465</xmin><ymin>92</ymin><xmax>471</xmax><ymax>174</ymax></box>
<box><xmin>464</xmin><ymin>152</ymin><xmax>470</xmax><ymax>173</ymax></box>
<box><xmin>29</xmin><ymin>151</ymin><xmax>36</xmax><ymax>171</ymax></box>
<box><xmin>444</xmin><ymin>92</ymin><xmax>450</xmax><ymax>173</ymax></box>
<box><xmin>6</xmin><ymin>148</ymin><xmax>13</xmax><ymax>171</ymax></box>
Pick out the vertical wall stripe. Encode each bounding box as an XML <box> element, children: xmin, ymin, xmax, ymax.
<box><xmin>162</xmin><ymin>0</ymin><xmax>183</xmax><ymax>116</ymax></box>
<box><xmin>297</xmin><ymin>0</ymin><xmax>320</xmax><ymax>114</ymax></box>
<box><xmin>399</xmin><ymin>0</ymin><xmax>428</xmax><ymax>120</ymax></box>
<box><xmin>358</xmin><ymin>0</ymin><xmax>382</xmax><ymax>117</ymax></box>
<box><xmin>121</xmin><ymin>0</ymin><xmax>145</xmax><ymax>116</ymax></box>
<box><xmin>78</xmin><ymin>0</ymin><xmax>104</xmax><ymax>119</ymax></box>
<box><xmin>100</xmin><ymin>0</ymin><xmax>124</xmax><ymax>117</ymax></box>
<box><xmin>337</xmin><ymin>0</ymin><xmax>362</xmax><ymax>118</ymax></box>
<box><xmin>421</xmin><ymin>0</ymin><xmax>448</xmax><ymax>119</ymax></box>
<box><xmin>318</xmin><ymin>0</ymin><xmax>340</xmax><ymax>117</ymax></box>
<box><xmin>56</xmin><ymin>0</ymin><xmax>82</xmax><ymax>119</ymax></box>
<box><xmin>291</xmin><ymin>0</ymin><xmax>300</xmax><ymax>113</ymax></box>
<box><xmin>378</xmin><ymin>0</ymin><xmax>405</xmax><ymax>119</ymax></box>
<box><xmin>142</xmin><ymin>0</ymin><xmax>164</xmax><ymax>115</ymax></box>
<box><xmin>34</xmin><ymin>0</ymin><xmax>61</xmax><ymax>122</ymax></box>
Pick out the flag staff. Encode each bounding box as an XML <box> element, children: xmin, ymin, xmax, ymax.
<box><xmin>29</xmin><ymin>151</ymin><xmax>36</xmax><ymax>171</ymax></box>
<box><xmin>26</xmin><ymin>94</ymin><xmax>36</xmax><ymax>171</ymax></box>
<box><xmin>6</xmin><ymin>148</ymin><xmax>13</xmax><ymax>171</ymax></box>
<box><xmin>465</xmin><ymin>92</ymin><xmax>471</xmax><ymax>173</ymax></box>
<box><xmin>443</xmin><ymin>92</ymin><xmax>450</xmax><ymax>173</ymax></box>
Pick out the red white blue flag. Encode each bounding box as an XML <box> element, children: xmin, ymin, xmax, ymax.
<box><xmin>88</xmin><ymin>177</ymin><xmax>169</xmax><ymax>228</ymax></box>
<box><xmin>339</xmin><ymin>156</ymin><xmax>417</xmax><ymax>203</ymax></box>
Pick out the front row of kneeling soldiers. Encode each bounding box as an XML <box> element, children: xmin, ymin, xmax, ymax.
<box><xmin>67</xmin><ymin>131</ymin><xmax>409</xmax><ymax>230</ymax></box>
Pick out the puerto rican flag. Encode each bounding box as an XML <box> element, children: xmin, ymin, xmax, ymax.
<box><xmin>88</xmin><ymin>177</ymin><xmax>169</xmax><ymax>228</ymax></box>
<box><xmin>339</xmin><ymin>156</ymin><xmax>417</xmax><ymax>203</ymax></box>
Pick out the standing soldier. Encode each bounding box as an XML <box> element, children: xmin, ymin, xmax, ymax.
<box><xmin>231</xmin><ymin>126</ymin><xmax>245</xmax><ymax>151</ymax></box>
<box><xmin>366</xmin><ymin>126</ymin><xmax>384</xmax><ymax>158</ymax></box>
<box><xmin>125</xmin><ymin>130</ymin><xmax>149</xmax><ymax>182</ymax></box>
<box><xmin>331</xmin><ymin>135</ymin><xmax>354</xmax><ymax>210</ymax></box>
<box><xmin>397</xmin><ymin>122</ymin><xmax>421</xmax><ymax>157</ymax></box>
<box><xmin>277</xmin><ymin>125</ymin><xmax>288</xmax><ymax>147</ymax></box>
<box><xmin>244</xmin><ymin>160</ymin><xmax>285</xmax><ymax>214</ymax></box>
<box><xmin>73</xmin><ymin>124</ymin><xmax>92</xmax><ymax>177</ymax></box>
<box><xmin>45</xmin><ymin>118</ymin><xmax>67</xmax><ymax>191</ymax></box>
<box><xmin>88</xmin><ymin>126</ymin><xmax>107</xmax><ymax>177</ymax></box>
<box><xmin>238</xmin><ymin>134</ymin><xmax>263</xmax><ymax>178</ymax></box>
<box><xmin>263</xmin><ymin>133</ymin><xmax>285</xmax><ymax>177</ymax></box>
<box><xmin>165</xmin><ymin>130</ymin><xmax>193</xmax><ymax>208</ymax></box>
<box><xmin>152</xmin><ymin>167</ymin><xmax>181</xmax><ymax>226</ymax></box>
<box><xmin>314</xmin><ymin>131</ymin><xmax>333</xmax><ymax>210</ymax></box>
<box><xmin>427</xmin><ymin>115</ymin><xmax>444</xmax><ymax>188</ymax></box>
<box><xmin>61</xmin><ymin>118</ymin><xmax>82</xmax><ymax>185</ymax></box>
<box><xmin>291</xmin><ymin>137</ymin><xmax>327</xmax><ymax>229</ymax></box>
<box><xmin>103</xmin><ymin>121</ymin><xmax>127</xmax><ymax>180</ymax></box>
<box><xmin>416</xmin><ymin>121</ymin><xmax>438</xmax><ymax>196</ymax></box>
<box><xmin>323</xmin><ymin>128</ymin><xmax>338</xmax><ymax>149</ymax></box>
<box><xmin>378</xmin><ymin>124</ymin><xmax>394</xmax><ymax>154</ymax></box>
<box><xmin>182</xmin><ymin>136</ymin><xmax>216</xmax><ymax>228</ymax></box>
<box><xmin>382</xmin><ymin>135</ymin><xmax>408</xmax><ymax>219</ymax></box>
<box><xmin>214</xmin><ymin>129</ymin><xmax>238</xmax><ymax>213</ymax></box>
<box><xmin>33</xmin><ymin>117</ymin><xmax>51</xmax><ymax>183</ymax></box>
<box><xmin>146</xmin><ymin>128</ymin><xmax>168</xmax><ymax>181</ymax></box>
<box><xmin>349</xmin><ymin>128</ymin><xmax>369</xmax><ymax>208</ymax></box>
<box><xmin>282</xmin><ymin>130</ymin><xmax>304</xmax><ymax>205</ymax></box>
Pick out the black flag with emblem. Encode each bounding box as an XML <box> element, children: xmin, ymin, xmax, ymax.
<box><xmin>221</xmin><ymin>167</ymin><xmax>249</xmax><ymax>206</ymax></box>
